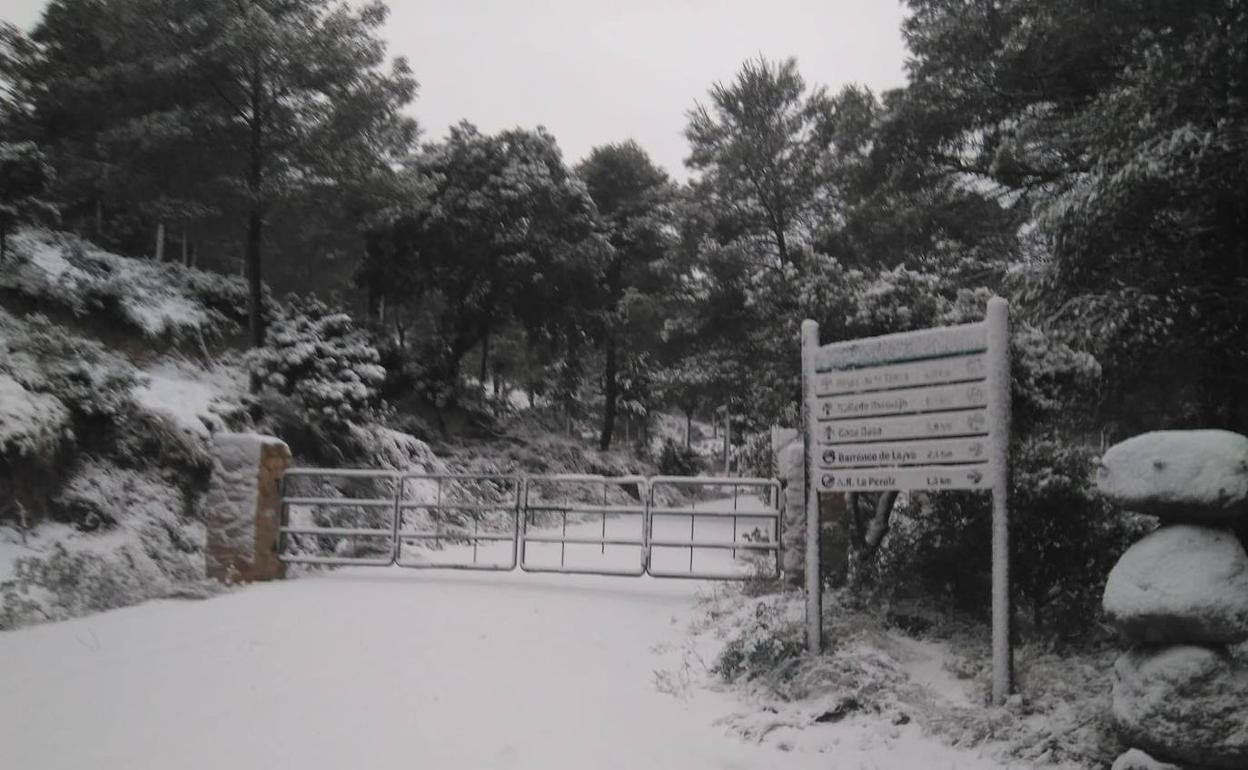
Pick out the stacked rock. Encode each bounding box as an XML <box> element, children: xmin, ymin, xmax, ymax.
<box><xmin>1096</xmin><ymin>430</ymin><xmax>1248</xmax><ymax>770</ymax></box>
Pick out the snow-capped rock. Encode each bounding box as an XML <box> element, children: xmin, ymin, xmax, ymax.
<box><xmin>1096</xmin><ymin>430</ymin><xmax>1248</xmax><ymax>521</ymax></box>
<box><xmin>1112</xmin><ymin>645</ymin><xmax>1248</xmax><ymax>770</ymax></box>
<box><xmin>1103</xmin><ymin>524</ymin><xmax>1248</xmax><ymax>644</ymax></box>
<box><xmin>1111</xmin><ymin>748</ymin><xmax>1183</xmax><ymax>770</ymax></box>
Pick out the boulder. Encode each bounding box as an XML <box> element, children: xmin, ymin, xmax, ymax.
<box><xmin>1096</xmin><ymin>431</ymin><xmax>1248</xmax><ymax>521</ymax></box>
<box><xmin>1104</xmin><ymin>524</ymin><xmax>1248</xmax><ymax>644</ymax></box>
<box><xmin>1111</xmin><ymin>749</ymin><xmax>1183</xmax><ymax>770</ymax></box>
<box><xmin>1112</xmin><ymin>645</ymin><xmax>1248</xmax><ymax>769</ymax></box>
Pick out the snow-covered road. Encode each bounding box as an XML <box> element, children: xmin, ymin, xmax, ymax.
<box><xmin>0</xmin><ymin>566</ymin><xmax>826</xmax><ymax>770</ymax></box>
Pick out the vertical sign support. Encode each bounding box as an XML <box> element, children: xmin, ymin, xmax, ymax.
<box><xmin>800</xmin><ymin>299</ymin><xmax>1012</xmax><ymax>696</ymax></box>
<box><xmin>800</xmin><ymin>319</ymin><xmax>822</xmax><ymax>654</ymax></box>
<box><xmin>986</xmin><ymin>297</ymin><xmax>1012</xmax><ymax>704</ymax></box>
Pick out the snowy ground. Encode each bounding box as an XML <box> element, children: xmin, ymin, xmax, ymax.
<box><xmin>1</xmin><ymin>499</ymin><xmax>1016</xmax><ymax>770</ymax></box>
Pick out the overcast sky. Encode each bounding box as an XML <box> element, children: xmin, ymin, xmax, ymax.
<box><xmin>4</xmin><ymin>0</ymin><xmax>910</xmax><ymax>179</ymax></box>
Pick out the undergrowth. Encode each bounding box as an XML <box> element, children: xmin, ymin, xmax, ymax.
<box><xmin>699</xmin><ymin>587</ymin><xmax>1121</xmax><ymax>769</ymax></box>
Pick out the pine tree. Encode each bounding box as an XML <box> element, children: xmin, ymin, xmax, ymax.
<box><xmin>577</xmin><ymin>141</ymin><xmax>675</xmax><ymax>449</ymax></box>
<box><xmin>20</xmin><ymin>0</ymin><xmax>418</xmax><ymax>353</ymax></box>
<box><xmin>684</xmin><ymin>57</ymin><xmax>834</xmax><ymax>267</ymax></box>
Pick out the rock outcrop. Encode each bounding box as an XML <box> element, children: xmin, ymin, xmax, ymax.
<box><xmin>1112</xmin><ymin>646</ymin><xmax>1248</xmax><ymax>769</ymax></box>
<box><xmin>1099</xmin><ymin>430</ymin><xmax>1248</xmax><ymax>770</ymax></box>
<box><xmin>1096</xmin><ymin>430</ymin><xmax>1248</xmax><ymax>521</ymax></box>
<box><xmin>1103</xmin><ymin>524</ymin><xmax>1248</xmax><ymax>644</ymax></box>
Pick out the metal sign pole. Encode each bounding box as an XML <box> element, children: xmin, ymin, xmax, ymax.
<box><xmin>986</xmin><ymin>297</ymin><xmax>1013</xmax><ymax>704</ymax></box>
<box><xmin>801</xmin><ymin>319</ymin><xmax>822</xmax><ymax>654</ymax></box>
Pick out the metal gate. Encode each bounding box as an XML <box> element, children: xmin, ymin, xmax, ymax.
<box><xmin>646</xmin><ymin>476</ymin><xmax>782</xmax><ymax>580</ymax></box>
<box><xmin>395</xmin><ymin>473</ymin><xmax>521</xmax><ymax>571</ymax></box>
<box><xmin>520</xmin><ymin>474</ymin><xmax>649</xmax><ymax>577</ymax></box>
<box><xmin>277</xmin><ymin>469</ymin><xmax>782</xmax><ymax>580</ymax></box>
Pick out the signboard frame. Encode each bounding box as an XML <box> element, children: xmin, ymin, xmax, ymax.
<box><xmin>800</xmin><ymin>297</ymin><xmax>1012</xmax><ymax>704</ymax></box>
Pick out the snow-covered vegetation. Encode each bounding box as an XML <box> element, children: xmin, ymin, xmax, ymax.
<box><xmin>0</xmin><ymin>231</ymin><xmax>431</xmax><ymax>628</ymax></box>
<box><xmin>690</xmin><ymin>587</ymin><xmax>1122</xmax><ymax>769</ymax></box>
<box><xmin>1</xmin><ymin>229</ymin><xmax>250</xmax><ymax>342</ymax></box>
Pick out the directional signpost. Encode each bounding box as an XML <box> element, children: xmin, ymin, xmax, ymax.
<box><xmin>800</xmin><ymin>297</ymin><xmax>1012</xmax><ymax>704</ymax></box>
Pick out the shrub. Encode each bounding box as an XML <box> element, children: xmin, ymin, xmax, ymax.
<box><xmin>868</xmin><ymin>439</ymin><xmax>1149</xmax><ymax>636</ymax></box>
<box><xmin>248</xmin><ymin>297</ymin><xmax>386</xmax><ymax>425</ymax></box>
<box><xmin>0</xmin><ymin>545</ymin><xmax>151</xmax><ymax>630</ymax></box>
<box><xmin>657</xmin><ymin>438</ymin><xmax>702</xmax><ymax>476</ymax></box>
<box><xmin>2</xmin><ymin>312</ymin><xmax>137</xmax><ymax>420</ymax></box>
<box><xmin>731</xmin><ymin>429</ymin><xmax>774</xmax><ymax>479</ymax></box>
<box><xmin>712</xmin><ymin>600</ymin><xmax>806</xmax><ymax>682</ymax></box>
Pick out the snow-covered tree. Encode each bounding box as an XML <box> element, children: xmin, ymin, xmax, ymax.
<box><xmin>248</xmin><ymin>298</ymin><xmax>385</xmax><ymax>425</ymax></box>
<box><xmin>685</xmin><ymin>56</ymin><xmax>834</xmax><ymax>267</ymax></box>
<box><xmin>0</xmin><ymin>142</ymin><xmax>57</xmax><ymax>259</ymax></box>
<box><xmin>360</xmin><ymin>123</ymin><xmax>603</xmax><ymax>407</ymax></box>
<box><xmin>19</xmin><ymin>0</ymin><xmax>418</xmax><ymax>350</ymax></box>
<box><xmin>577</xmin><ymin>141</ymin><xmax>676</xmax><ymax>449</ymax></box>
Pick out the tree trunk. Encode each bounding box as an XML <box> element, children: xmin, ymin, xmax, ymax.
<box><xmin>245</xmin><ymin>207</ymin><xmax>264</xmax><ymax>351</ymax></box>
<box><xmin>684</xmin><ymin>409</ymin><xmax>693</xmax><ymax>449</ymax></box>
<box><xmin>479</xmin><ymin>328</ymin><xmax>490</xmax><ymax>394</ymax></box>
<box><xmin>723</xmin><ymin>410</ymin><xmax>732</xmax><ymax>472</ymax></box>
<box><xmin>244</xmin><ymin>59</ymin><xmax>267</xmax><ymax>370</ymax></box>
<box><xmin>154</xmin><ymin>222</ymin><xmax>165</xmax><ymax>261</ymax></box>
<box><xmin>599</xmin><ymin>333</ymin><xmax>618</xmax><ymax>450</ymax></box>
<box><xmin>180</xmin><ymin>226</ymin><xmax>189</xmax><ymax>266</ymax></box>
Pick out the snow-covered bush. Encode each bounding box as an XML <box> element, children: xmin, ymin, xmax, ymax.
<box><xmin>0</xmin><ymin>373</ymin><xmax>71</xmax><ymax>463</ymax></box>
<box><xmin>249</xmin><ymin>297</ymin><xmax>385</xmax><ymax>425</ymax></box>
<box><xmin>0</xmin><ymin>461</ymin><xmax>213</xmax><ymax>630</ymax></box>
<box><xmin>1011</xmin><ymin>323</ymin><xmax>1103</xmax><ymax>435</ymax></box>
<box><xmin>657</xmin><ymin>438</ymin><xmax>702</xmax><ymax>476</ymax></box>
<box><xmin>1</xmin><ymin>311</ymin><xmax>138</xmax><ymax>420</ymax></box>
<box><xmin>870</xmin><ymin>439</ymin><xmax>1148</xmax><ymax>636</ymax></box>
<box><xmin>712</xmin><ymin>599</ymin><xmax>806</xmax><ymax>683</ymax></box>
<box><xmin>731</xmin><ymin>429</ymin><xmax>774</xmax><ymax>479</ymax></box>
<box><xmin>847</xmin><ymin>266</ymin><xmax>951</xmax><ymax>335</ymax></box>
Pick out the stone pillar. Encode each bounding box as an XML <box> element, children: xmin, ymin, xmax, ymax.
<box><xmin>773</xmin><ymin>430</ymin><xmax>850</xmax><ymax>588</ymax></box>
<box><xmin>1097</xmin><ymin>430</ymin><xmax>1248</xmax><ymax>770</ymax></box>
<box><xmin>205</xmin><ymin>432</ymin><xmax>292</xmax><ymax>583</ymax></box>
<box><xmin>777</xmin><ymin>437</ymin><xmax>805</xmax><ymax>584</ymax></box>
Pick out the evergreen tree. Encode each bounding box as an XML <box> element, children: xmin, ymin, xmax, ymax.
<box><xmin>360</xmin><ymin>123</ymin><xmax>603</xmax><ymax>408</ymax></box>
<box><xmin>19</xmin><ymin>0</ymin><xmax>418</xmax><ymax>350</ymax></box>
<box><xmin>577</xmin><ymin>141</ymin><xmax>675</xmax><ymax>449</ymax></box>
<box><xmin>901</xmin><ymin>0</ymin><xmax>1248</xmax><ymax>432</ymax></box>
<box><xmin>684</xmin><ymin>56</ymin><xmax>834</xmax><ymax>267</ymax></box>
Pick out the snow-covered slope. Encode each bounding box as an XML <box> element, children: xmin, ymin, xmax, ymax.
<box><xmin>0</xmin><ymin>230</ymin><xmax>443</xmax><ymax>629</ymax></box>
<box><xmin>1</xmin><ymin>228</ymin><xmax>249</xmax><ymax>341</ymax></box>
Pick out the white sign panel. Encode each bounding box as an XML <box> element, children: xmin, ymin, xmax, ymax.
<box><xmin>818</xmin><ymin>437</ymin><xmax>989</xmax><ymax>468</ymax></box>
<box><xmin>802</xmin><ymin>311</ymin><xmax>1007</xmax><ymax>494</ymax></box>
<box><xmin>819</xmin><ymin>408</ymin><xmax>988</xmax><ymax>445</ymax></box>
<box><xmin>817</xmin><ymin>465</ymin><xmax>990</xmax><ymax>492</ymax></box>
<box><xmin>816</xmin><ymin>353</ymin><xmax>986</xmax><ymax>396</ymax></box>
<box><xmin>817</xmin><ymin>381</ymin><xmax>988</xmax><ymax>421</ymax></box>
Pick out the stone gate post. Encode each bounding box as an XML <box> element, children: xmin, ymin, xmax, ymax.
<box><xmin>204</xmin><ymin>433</ymin><xmax>291</xmax><ymax>583</ymax></box>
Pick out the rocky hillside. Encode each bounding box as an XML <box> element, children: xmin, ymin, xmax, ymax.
<box><xmin>0</xmin><ymin>229</ymin><xmax>444</xmax><ymax>629</ymax></box>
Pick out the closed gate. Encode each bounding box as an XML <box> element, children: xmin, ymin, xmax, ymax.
<box><xmin>278</xmin><ymin>470</ymin><xmax>782</xmax><ymax>580</ymax></box>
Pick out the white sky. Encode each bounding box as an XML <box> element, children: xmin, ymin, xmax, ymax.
<box><xmin>4</xmin><ymin>0</ymin><xmax>910</xmax><ymax>179</ymax></box>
